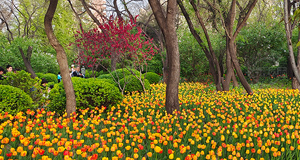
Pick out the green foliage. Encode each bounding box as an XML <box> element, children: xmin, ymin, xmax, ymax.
<box><xmin>236</xmin><ymin>22</ymin><xmax>286</xmax><ymax>81</ymax></box>
<box><xmin>98</xmin><ymin>68</ymin><xmax>140</xmax><ymax>81</ymax></box>
<box><xmin>120</xmin><ymin>75</ymin><xmax>150</xmax><ymax>93</ymax></box>
<box><xmin>177</xmin><ymin>30</ymin><xmax>210</xmax><ymax>82</ymax></box>
<box><xmin>36</xmin><ymin>73</ymin><xmax>44</xmax><ymax>78</ymax></box>
<box><xmin>42</xmin><ymin>73</ymin><xmax>58</xmax><ymax>83</ymax></box>
<box><xmin>146</xmin><ymin>54</ymin><xmax>163</xmax><ymax>74</ymax></box>
<box><xmin>0</xmin><ymin>85</ymin><xmax>33</xmax><ymax>115</ymax></box>
<box><xmin>0</xmin><ymin>37</ymin><xmax>59</xmax><ymax>74</ymax></box>
<box><xmin>48</xmin><ymin>77</ymin><xmax>123</xmax><ymax>115</ymax></box>
<box><xmin>143</xmin><ymin>72</ymin><xmax>160</xmax><ymax>84</ymax></box>
<box><xmin>0</xmin><ymin>71</ymin><xmax>47</xmax><ymax>108</ymax></box>
<box><xmin>98</xmin><ymin>73</ymin><xmax>114</xmax><ymax>80</ymax></box>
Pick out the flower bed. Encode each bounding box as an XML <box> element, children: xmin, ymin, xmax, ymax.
<box><xmin>0</xmin><ymin>82</ymin><xmax>300</xmax><ymax>160</ymax></box>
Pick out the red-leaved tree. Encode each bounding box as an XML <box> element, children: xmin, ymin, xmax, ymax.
<box><xmin>74</xmin><ymin>16</ymin><xmax>158</xmax><ymax>94</ymax></box>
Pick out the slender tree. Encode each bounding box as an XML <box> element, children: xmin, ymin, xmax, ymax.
<box><xmin>44</xmin><ymin>0</ymin><xmax>76</xmax><ymax>117</ymax></box>
<box><xmin>202</xmin><ymin>0</ymin><xmax>257</xmax><ymax>94</ymax></box>
<box><xmin>284</xmin><ymin>0</ymin><xmax>300</xmax><ymax>90</ymax></box>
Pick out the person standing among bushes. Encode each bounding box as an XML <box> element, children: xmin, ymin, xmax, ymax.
<box><xmin>6</xmin><ymin>65</ymin><xmax>13</xmax><ymax>73</ymax></box>
<box><xmin>70</xmin><ymin>64</ymin><xmax>75</xmax><ymax>76</ymax></box>
<box><xmin>81</xmin><ymin>66</ymin><xmax>86</xmax><ymax>78</ymax></box>
<box><xmin>72</xmin><ymin>66</ymin><xmax>83</xmax><ymax>78</ymax></box>
<box><xmin>0</xmin><ymin>67</ymin><xmax>5</xmax><ymax>80</ymax></box>
<box><xmin>57</xmin><ymin>72</ymin><xmax>62</xmax><ymax>83</ymax></box>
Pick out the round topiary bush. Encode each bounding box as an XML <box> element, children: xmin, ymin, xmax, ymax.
<box><xmin>98</xmin><ymin>73</ymin><xmax>114</xmax><ymax>81</ymax></box>
<box><xmin>48</xmin><ymin>77</ymin><xmax>123</xmax><ymax>115</ymax></box>
<box><xmin>0</xmin><ymin>85</ymin><xmax>33</xmax><ymax>115</ymax></box>
<box><xmin>120</xmin><ymin>75</ymin><xmax>150</xmax><ymax>93</ymax></box>
<box><xmin>143</xmin><ymin>72</ymin><xmax>161</xmax><ymax>84</ymax></box>
<box><xmin>42</xmin><ymin>73</ymin><xmax>57</xmax><ymax>83</ymax></box>
<box><xmin>36</xmin><ymin>73</ymin><xmax>44</xmax><ymax>78</ymax></box>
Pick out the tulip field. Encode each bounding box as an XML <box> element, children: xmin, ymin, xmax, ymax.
<box><xmin>1</xmin><ymin>82</ymin><xmax>300</xmax><ymax>160</ymax></box>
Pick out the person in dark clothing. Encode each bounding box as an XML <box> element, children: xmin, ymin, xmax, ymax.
<box><xmin>6</xmin><ymin>65</ymin><xmax>13</xmax><ymax>73</ymax></box>
<box><xmin>41</xmin><ymin>78</ymin><xmax>48</xmax><ymax>89</ymax></box>
<box><xmin>72</xmin><ymin>66</ymin><xmax>83</xmax><ymax>78</ymax></box>
<box><xmin>0</xmin><ymin>67</ymin><xmax>4</xmax><ymax>80</ymax></box>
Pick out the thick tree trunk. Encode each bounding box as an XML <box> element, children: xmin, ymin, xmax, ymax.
<box><xmin>45</xmin><ymin>0</ymin><xmax>76</xmax><ymax>117</ymax></box>
<box><xmin>164</xmin><ymin>30</ymin><xmax>180</xmax><ymax>114</ymax></box>
<box><xmin>19</xmin><ymin>46</ymin><xmax>37</xmax><ymax>79</ymax></box>
<box><xmin>149</xmin><ymin>0</ymin><xmax>180</xmax><ymax>114</ymax></box>
<box><xmin>162</xmin><ymin>60</ymin><xmax>168</xmax><ymax>83</ymax></box>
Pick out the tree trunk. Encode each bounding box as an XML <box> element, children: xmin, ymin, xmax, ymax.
<box><xmin>178</xmin><ymin>0</ymin><xmax>222</xmax><ymax>91</ymax></box>
<box><xmin>284</xmin><ymin>0</ymin><xmax>300</xmax><ymax>86</ymax></box>
<box><xmin>229</xmin><ymin>40</ymin><xmax>252</xmax><ymax>94</ymax></box>
<box><xmin>223</xmin><ymin>37</ymin><xmax>234</xmax><ymax>91</ymax></box>
<box><xmin>45</xmin><ymin>0</ymin><xmax>76</xmax><ymax>117</ymax></box>
<box><xmin>293</xmin><ymin>24</ymin><xmax>300</xmax><ymax>90</ymax></box>
<box><xmin>148</xmin><ymin>0</ymin><xmax>180</xmax><ymax>114</ymax></box>
<box><xmin>162</xmin><ymin>59</ymin><xmax>168</xmax><ymax>83</ymax></box>
<box><xmin>19</xmin><ymin>46</ymin><xmax>37</xmax><ymax>79</ymax></box>
<box><xmin>232</xmin><ymin>71</ymin><xmax>238</xmax><ymax>88</ymax></box>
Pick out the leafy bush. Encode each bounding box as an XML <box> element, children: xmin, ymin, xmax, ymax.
<box><xmin>36</xmin><ymin>73</ymin><xmax>44</xmax><ymax>78</ymax></box>
<box><xmin>98</xmin><ymin>73</ymin><xmax>114</xmax><ymax>80</ymax></box>
<box><xmin>85</xmin><ymin>70</ymin><xmax>104</xmax><ymax>78</ymax></box>
<box><xmin>143</xmin><ymin>72</ymin><xmax>160</xmax><ymax>84</ymax></box>
<box><xmin>98</xmin><ymin>69</ymin><xmax>140</xmax><ymax>81</ymax></box>
<box><xmin>0</xmin><ymin>85</ymin><xmax>33</xmax><ymax>115</ymax></box>
<box><xmin>48</xmin><ymin>77</ymin><xmax>123</xmax><ymax>115</ymax></box>
<box><xmin>120</xmin><ymin>75</ymin><xmax>150</xmax><ymax>93</ymax></box>
<box><xmin>42</xmin><ymin>73</ymin><xmax>57</xmax><ymax>83</ymax></box>
<box><xmin>0</xmin><ymin>71</ymin><xmax>48</xmax><ymax>108</ymax></box>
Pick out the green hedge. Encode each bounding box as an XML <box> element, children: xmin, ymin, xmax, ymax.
<box><xmin>143</xmin><ymin>72</ymin><xmax>160</xmax><ymax>84</ymax></box>
<box><xmin>48</xmin><ymin>77</ymin><xmax>123</xmax><ymax>115</ymax></box>
<box><xmin>120</xmin><ymin>75</ymin><xmax>150</xmax><ymax>93</ymax></box>
<box><xmin>0</xmin><ymin>85</ymin><xmax>33</xmax><ymax>115</ymax></box>
<box><xmin>0</xmin><ymin>70</ymin><xmax>47</xmax><ymax>108</ymax></box>
<box><xmin>42</xmin><ymin>73</ymin><xmax>57</xmax><ymax>83</ymax></box>
<box><xmin>36</xmin><ymin>72</ymin><xmax>44</xmax><ymax>78</ymax></box>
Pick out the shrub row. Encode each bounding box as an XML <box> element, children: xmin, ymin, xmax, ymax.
<box><xmin>0</xmin><ymin>69</ymin><xmax>160</xmax><ymax>115</ymax></box>
<box><xmin>48</xmin><ymin>77</ymin><xmax>123</xmax><ymax>115</ymax></box>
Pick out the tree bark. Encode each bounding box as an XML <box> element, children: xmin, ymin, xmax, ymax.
<box><xmin>292</xmin><ymin>24</ymin><xmax>300</xmax><ymax>89</ymax></box>
<box><xmin>18</xmin><ymin>46</ymin><xmax>37</xmax><ymax>79</ymax></box>
<box><xmin>284</xmin><ymin>0</ymin><xmax>300</xmax><ymax>86</ymax></box>
<box><xmin>44</xmin><ymin>0</ymin><xmax>76</xmax><ymax>117</ymax></box>
<box><xmin>111</xmin><ymin>51</ymin><xmax>117</xmax><ymax>71</ymax></box>
<box><xmin>148</xmin><ymin>0</ymin><xmax>180</xmax><ymax>114</ymax></box>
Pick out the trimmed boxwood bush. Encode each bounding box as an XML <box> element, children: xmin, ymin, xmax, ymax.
<box><xmin>120</xmin><ymin>75</ymin><xmax>150</xmax><ymax>93</ymax></box>
<box><xmin>42</xmin><ymin>73</ymin><xmax>57</xmax><ymax>83</ymax></box>
<box><xmin>36</xmin><ymin>72</ymin><xmax>44</xmax><ymax>78</ymax></box>
<box><xmin>0</xmin><ymin>85</ymin><xmax>33</xmax><ymax>115</ymax></box>
<box><xmin>48</xmin><ymin>77</ymin><xmax>123</xmax><ymax>115</ymax></box>
<box><xmin>143</xmin><ymin>72</ymin><xmax>160</xmax><ymax>84</ymax></box>
<box><xmin>98</xmin><ymin>73</ymin><xmax>114</xmax><ymax>80</ymax></box>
